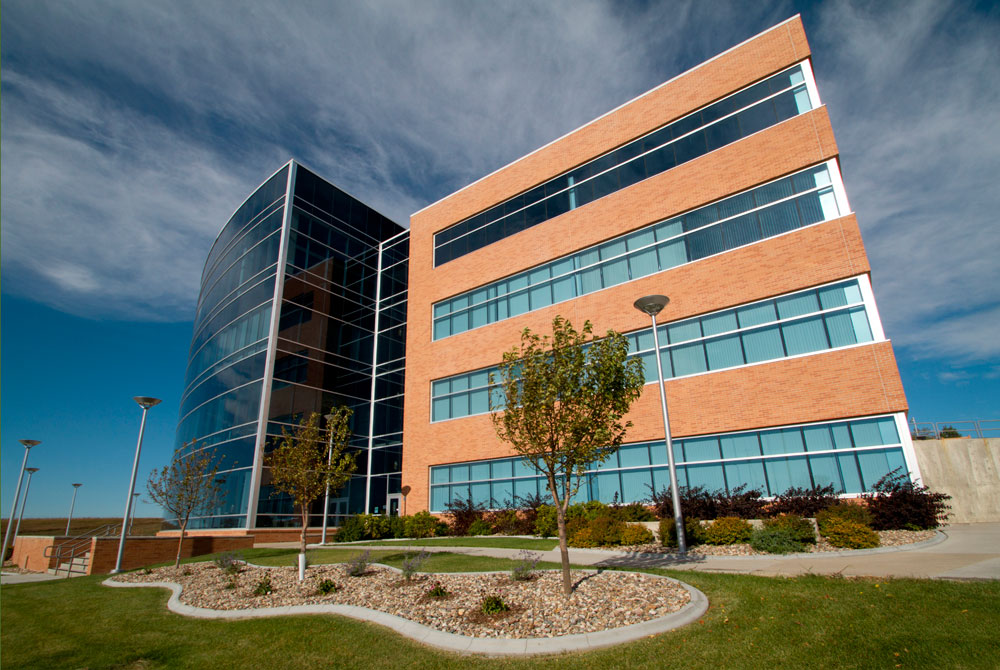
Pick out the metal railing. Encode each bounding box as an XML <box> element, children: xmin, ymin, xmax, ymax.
<box><xmin>44</xmin><ymin>523</ymin><xmax>120</xmax><ymax>576</ymax></box>
<box><xmin>910</xmin><ymin>418</ymin><xmax>1000</xmax><ymax>440</ymax></box>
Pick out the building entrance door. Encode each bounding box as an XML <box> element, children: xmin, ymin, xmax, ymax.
<box><xmin>387</xmin><ymin>494</ymin><xmax>402</xmax><ymax>517</ymax></box>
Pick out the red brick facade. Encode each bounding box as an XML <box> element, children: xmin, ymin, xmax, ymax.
<box><xmin>402</xmin><ymin>17</ymin><xmax>908</xmax><ymax>511</ymax></box>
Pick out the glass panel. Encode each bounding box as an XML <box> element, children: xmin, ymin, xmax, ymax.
<box><xmin>431</xmin><ymin>467</ymin><xmax>450</xmax><ymax>484</ymax></box>
<box><xmin>529</xmin><ymin>283</ymin><xmax>552</xmax><ymax>310</ymax></box>
<box><xmin>594</xmin><ymin>471</ymin><xmax>622</xmax><ymax>504</ymax></box>
<box><xmin>619</xmin><ymin>443</ymin><xmax>651</xmax><ymax>467</ymax></box>
<box><xmin>671</xmin><ymin>342</ymin><xmax>707</xmax><ymax>376</ymax></box>
<box><xmin>838</xmin><ymin>453</ymin><xmax>863</xmax><ymax>493</ymax></box>
<box><xmin>668</xmin><ymin>320</ymin><xmax>702</xmax><ymax>344</ymax></box>
<box><xmin>552</xmin><ymin>276</ymin><xmax>576</xmax><ymax>303</ymax></box>
<box><xmin>758</xmin><ymin>200</ymin><xmax>800</xmax><ymax>237</ymax></box>
<box><xmin>490</xmin><ymin>479</ymin><xmax>513</xmax><ymax>506</ymax></box>
<box><xmin>737</xmin><ymin>301</ymin><xmax>777</xmax><ymax>328</ymax></box>
<box><xmin>741</xmin><ymin>326</ymin><xmax>785</xmax><ymax>363</ymax></box>
<box><xmin>628</xmin><ymin>248</ymin><xmax>659</xmax><ymax>280</ymax></box>
<box><xmin>705</xmin><ymin>334</ymin><xmax>744</xmax><ymax>370</ymax></box>
<box><xmin>781</xmin><ymin>316</ymin><xmax>828</xmax><ymax>356</ymax></box>
<box><xmin>470</xmin><ymin>483</ymin><xmax>490</xmax><ymax>506</ymax></box>
<box><xmin>513</xmin><ymin>477</ymin><xmax>538</xmax><ymax>499</ymax></box>
<box><xmin>601</xmin><ymin>258</ymin><xmax>629</xmax><ymax>287</ymax></box>
<box><xmin>724</xmin><ymin>460</ymin><xmax>768</xmax><ymax>494</ymax></box>
<box><xmin>818</xmin><ymin>283</ymin><xmax>849</xmax><ymax>309</ymax></box>
<box><xmin>432</xmin><ymin>397</ymin><xmax>450</xmax><ymax>422</ymax></box>
<box><xmin>491</xmin><ymin>459</ymin><xmax>513</xmax><ymax>479</ymax></box>
<box><xmin>686</xmin><ymin>462</ymin><xmax>725</xmax><ymax>492</ymax></box>
<box><xmin>468</xmin><ymin>389</ymin><xmax>489</xmax><ymax>415</ymax></box>
<box><xmin>621</xmin><ymin>470</ymin><xmax>652</xmax><ymax>503</ymax></box>
<box><xmin>656</xmin><ymin>239</ymin><xmax>688</xmax><ymax>268</ymax></box>
<box><xmin>850</xmin><ymin>308</ymin><xmax>873</xmax><ymax>342</ymax></box>
<box><xmin>850</xmin><ymin>419</ymin><xmax>884</xmax><ymax>447</ymax></box>
<box><xmin>683</xmin><ymin>437</ymin><xmax>720</xmax><ymax>462</ymax></box>
<box><xmin>824</xmin><ymin>311</ymin><xmax>858</xmax><ymax>348</ymax></box>
<box><xmin>450</xmin><ymin>393</ymin><xmax>469</xmax><ymax>419</ymax></box>
<box><xmin>430</xmin><ymin>487</ymin><xmax>449</xmax><ymax>511</ymax></box>
<box><xmin>803</xmin><ymin>425</ymin><xmax>834</xmax><ymax>452</ymax></box>
<box><xmin>878</xmin><ymin>417</ymin><xmax>900</xmax><ymax>444</ymax></box>
<box><xmin>702</xmin><ymin>311</ymin><xmax>737</xmax><ymax>336</ymax></box>
<box><xmin>831</xmin><ymin>424</ymin><xmax>854</xmax><ymax>450</ymax></box>
<box><xmin>720</xmin><ymin>434</ymin><xmax>760</xmax><ymax>459</ymax></box>
<box><xmin>857</xmin><ymin>449</ymin><xmax>894</xmax><ymax>489</ymax></box>
<box><xmin>760</xmin><ymin>428</ymin><xmax>805</xmax><ymax>455</ymax></box>
<box><xmin>764</xmin><ymin>456</ymin><xmax>812</xmax><ymax>496</ymax></box>
<box><xmin>808</xmin><ymin>454</ymin><xmax>845</xmax><ymax>493</ymax></box>
<box><xmin>450</xmin><ymin>464</ymin><xmax>470</xmax><ymax>483</ymax></box>
<box><xmin>777</xmin><ymin>291</ymin><xmax>820</xmax><ymax>319</ymax></box>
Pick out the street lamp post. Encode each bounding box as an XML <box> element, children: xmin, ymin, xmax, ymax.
<box><xmin>65</xmin><ymin>484</ymin><xmax>83</xmax><ymax>536</ymax></box>
<box><xmin>12</xmin><ymin>468</ymin><xmax>40</xmax><ymax>547</ymax></box>
<box><xmin>2</xmin><ymin>439</ymin><xmax>40</xmax><ymax>563</ymax></box>
<box><xmin>634</xmin><ymin>295</ymin><xmax>687</xmax><ymax>554</ymax></box>
<box><xmin>320</xmin><ymin>413</ymin><xmax>335</xmax><ymax>545</ymax></box>
<box><xmin>128</xmin><ymin>492</ymin><xmax>141</xmax><ymax>534</ymax></box>
<box><xmin>111</xmin><ymin>396</ymin><xmax>161</xmax><ymax>574</ymax></box>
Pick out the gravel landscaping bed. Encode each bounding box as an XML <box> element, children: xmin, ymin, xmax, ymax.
<box><xmin>111</xmin><ymin>562</ymin><xmax>691</xmax><ymax>639</ymax></box>
<box><xmin>615</xmin><ymin>528</ymin><xmax>937</xmax><ymax>556</ymax></box>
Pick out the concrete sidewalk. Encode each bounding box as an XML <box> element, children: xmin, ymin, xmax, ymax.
<box><xmin>320</xmin><ymin>522</ymin><xmax>1000</xmax><ymax>581</ymax></box>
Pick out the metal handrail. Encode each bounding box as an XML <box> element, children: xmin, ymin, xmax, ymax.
<box><xmin>44</xmin><ymin>523</ymin><xmax>120</xmax><ymax>576</ymax></box>
<box><xmin>910</xmin><ymin>418</ymin><xmax>1000</xmax><ymax>440</ymax></box>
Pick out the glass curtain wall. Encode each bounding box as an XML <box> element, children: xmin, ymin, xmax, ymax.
<box><xmin>254</xmin><ymin>165</ymin><xmax>407</xmax><ymax>528</ymax></box>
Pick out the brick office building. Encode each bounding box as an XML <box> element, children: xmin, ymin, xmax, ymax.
<box><xmin>402</xmin><ymin>16</ymin><xmax>917</xmax><ymax>514</ymax></box>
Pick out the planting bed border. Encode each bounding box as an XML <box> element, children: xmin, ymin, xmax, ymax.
<box><xmin>104</xmin><ymin>566</ymin><xmax>707</xmax><ymax>656</ymax></box>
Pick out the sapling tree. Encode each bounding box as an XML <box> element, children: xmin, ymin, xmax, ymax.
<box><xmin>491</xmin><ymin>316</ymin><xmax>644</xmax><ymax>596</ymax></box>
<box><xmin>266</xmin><ymin>408</ymin><xmax>356</xmax><ymax>579</ymax></box>
<box><xmin>146</xmin><ymin>444</ymin><xmax>223</xmax><ymax>568</ymax></box>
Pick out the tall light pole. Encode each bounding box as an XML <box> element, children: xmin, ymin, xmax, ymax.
<box><xmin>65</xmin><ymin>484</ymin><xmax>83</xmax><ymax>535</ymax></box>
<box><xmin>111</xmin><ymin>396</ymin><xmax>161</xmax><ymax>574</ymax></box>
<box><xmin>320</xmin><ymin>413</ymin><xmax>335</xmax><ymax>545</ymax></box>
<box><xmin>128</xmin><ymin>492</ymin><xmax>141</xmax><ymax>534</ymax></box>
<box><xmin>2</xmin><ymin>439</ymin><xmax>40</xmax><ymax>563</ymax></box>
<box><xmin>12</xmin><ymin>468</ymin><xmax>40</xmax><ymax>547</ymax></box>
<box><xmin>634</xmin><ymin>295</ymin><xmax>686</xmax><ymax>554</ymax></box>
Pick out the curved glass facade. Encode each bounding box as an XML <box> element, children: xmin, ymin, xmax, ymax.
<box><xmin>172</xmin><ymin>162</ymin><xmax>407</xmax><ymax>529</ymax></box>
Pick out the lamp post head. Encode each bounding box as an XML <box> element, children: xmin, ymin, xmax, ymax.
<box><xmin>72</xmin><ymin>483</ymin><xmax>83</xmax><ymax>488</ymax></box>
<box><xmin>634</xmin><ymin>294</ymin><xmax>670</xmax><ymax>317</ymax></box>
<box><xmin>25</xmin><ymin>467</ymin><xmax>39</xmax><ymax>475</ymax></box>
<box><xmin>134</xmin><ymin>396</ymin><xmax>161</xmax><ymax>409</ymax></box>
<box><xmin>19</xmin><ymin>439</ymin><xmax>41</xmax><ymax>449</ymax></box>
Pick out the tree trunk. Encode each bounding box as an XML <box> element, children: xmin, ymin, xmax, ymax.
<box><xmin>555</xmin><ymin>503</ymin><xmax>572</xmax><ymax>596</ymax></box>
<box><xmin>175</xmin><ymin>518</ymin><xmax>187</xmax><ymax>569</ymax></box>
<box><xmin>300</xmin><ymin>504</ymin><xmax>309</xmax><ymax>556</ymax></box>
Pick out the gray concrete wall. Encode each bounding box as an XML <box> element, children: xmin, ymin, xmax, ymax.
<box><xmin>913</xmin><ymin>437</ymin><xmax>1000</xmax><ymax>523</ymax></box>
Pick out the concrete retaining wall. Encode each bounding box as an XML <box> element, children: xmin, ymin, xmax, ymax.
<box><xmin>913</xmin><ymin>437</ymin><xmax>1000</xmax><ymax>523</ymax></box>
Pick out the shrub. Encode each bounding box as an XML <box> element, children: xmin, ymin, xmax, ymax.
<box><xmin>648</xmin><ymin>485</ymin><xmax>717</xmax><ymax>520</ymax></box>
<box><xmin>511</xmin><ymin>493</ymin><xmax>548</xmax><ymax>534</ymax></box>
<box><xmin>865</xmin><ymin>469</ymin><xmax>951</xmax><ymax>530</ymax></box>
<box><xmin>479</xmin><ymin>591</ymin><xmax>510</xmax><ymax>615</ymax></box>
<box><xmin>467</xmin><ymin>519</ymin><xmax>493</xmax><ymax>536</ymax></box>
<box><xmin>703</xmin><ymin>517</ymin><xmax>753</xmax><ymax>545</ymax></box>
<box><xmin>434</xmin><ymin>520</ymin><xmax>451</xmax><ymax>536</ymax></box>
<box><xmin>484</xmin><ymin>509</ymin><xmax>520</xmax><ymax>535</ymax></box>
<box><xmin>510</xmin><ymin>550</ymin><xmax>541</xmax><ymax>581</ymax></box>
<box><xmin>345</xmin><ymin>550</ymin><xmax>372</xmax><ymax>577</ymax></box>
<box><xmin>660</xmin><ymin>517</ymin><xmax>705</xmax><ymax>548</ymax></box>
<box><xmin>609</xmin><ymin>502</ymin><xmax>656</xmax><ymax>521</ymax></box>
<box><xmin>426</xmin><ymin>581</ymin><xmax>449</xmax><ymax>599</ymax></box>
<box><xmin>768</xmin><ymin>484</ymin><xmax>839</xmax><ymax>517</ymax></box>
<box><xmin>213</xmin><ymin>551</ymin><xmax>243</xmax><ymax>575</ymax></box>
<box><xmin>822</xmin><ymin>518</ymin><xmax>880</xmax><ymax>549</ymax></box>
<box><xmin>388</xmin><ymin>515</ymin><xmax>407</xmax><ymax>539</ymax></box>
<box><xmin>534</xmin><ymin>505</ymin><xmax>558</xmax><ymax>537</ymax></box>
<box><xmin>333</xmin><ymin>515</ymin><xmax>365</xmax><ymax>542</ymax></box>
<box><xmin>762</xmin><ymin>514</ymin><xmax>816</xmax><ymax>544</ymax></box>
<box><xmin>405</xmin><ymin>511</ymin><xmax>439</xmax><ymax>539</ymax></box>
<box><xmin>316</xmin><ymin>578</ymin><xmax>339</xmax><ymax>594</ymax></box>
<box><xmin>750</xmin><ymin>527</ymin><xmax>806</xmax><ymax>554</ymax></box>
<box><xmin>620</xmin><ymin>524</ymin><xmax>655</xmax><ymax>546</ymax></box>
<box><xmin>443</xmin><ymin>494</ymin><xmax>487</xmax><ymax>536</ymax></box>
<box><xmin>253</xmin><ymin>573</ymin><xmax>274</xmax><ymax>596</ymax></box>
<box><xmin>587</xmin><ymin>516</ymin><xmax>626</xmax><ymax>546</ymax></box>
<box><xmin>817</xmin><ymin>503</ymin><xmax>873</xmax><ymax>535</ymax></box>
<box><xmin>360</xmin><ymin>514</ymin><xmax>392</xmax><ymax>540</ymax></box>
<box><xmin>567</xmin><ymin>527</ymin><xmax>598</xmax><ymax>548</ymax></box>
<box><xmin>714</xmin><ymin>485</ymin><xmax>768</xmax><ymax>519</ymax></box>
<box><xmin>400</xmin><ymin>550</ymin><xmax>430</xmax><ymax>581</ymax></box>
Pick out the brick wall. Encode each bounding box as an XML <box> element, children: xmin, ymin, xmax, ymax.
<box><xmin>400</xmin><ymin>17</ymin><xmax>908</xmax><ymax>512</ymax></box>
<box><xmin>87</xmin><ymin>535</ymin><xmax>255</xmax><ymax>575</ymax></box>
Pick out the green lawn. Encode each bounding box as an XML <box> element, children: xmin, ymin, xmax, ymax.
<box><xmin>348</xmin><ymin>536</ymin><xmax>558</xmax><ymax>550</ymax></box>
<box><xmin>3</xmin><ymin>549</ymin><xmax>998</xmax><ymax>669</ymax></box>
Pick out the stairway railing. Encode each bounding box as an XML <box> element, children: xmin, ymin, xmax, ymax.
<box><xmin>44</xmin><ymin>524</ymin><xmax>120</xmax><ymax>576</ymax></box>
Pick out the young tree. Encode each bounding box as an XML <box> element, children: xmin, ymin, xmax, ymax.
<box><xmin>266</xmin><ymin>407</ymin><xmax>356</xmax><ymax>579</ymax></box>
<box><xmin>491</xmin><ymin>316</ymin><xmax>645</xmax><ymax>595</ymax></box>
<box><xmin>146</xmin><ymin>444</ymin><xmax>223</xmax><ymax>569</ymax></box>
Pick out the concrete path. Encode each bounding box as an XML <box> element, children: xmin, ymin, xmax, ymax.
<box><xmin>316</xmin><ymin>522</ymin><xmax>1000</xmax><ymax>581</ymax></box>
<box><xmin>1</xmin><ymin>571</ymin><xmax>65</xmax><ymax>585</ymax></box>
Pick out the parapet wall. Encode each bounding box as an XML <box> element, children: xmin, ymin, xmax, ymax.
<box><xmin>912</xmin><ymin>437</ymin><xmax>1000</xmax><ymax>523</ymax></box>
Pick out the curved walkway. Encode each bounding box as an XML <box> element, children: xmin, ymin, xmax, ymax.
<box><xmin>321</xmin><ymin>522</ymin><xmax>1000</xmax><ymax>581</ymax></box>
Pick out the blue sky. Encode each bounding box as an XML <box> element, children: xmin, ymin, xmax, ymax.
<box><xmin>2</xmin><ymin>0</ymin><xmax>998</xmax><ymax>519</ymax></box>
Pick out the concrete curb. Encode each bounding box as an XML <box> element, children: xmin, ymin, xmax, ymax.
<box><xmin>102</xmin><ymin>570</ymin><xmax>708</xmax><ymax>656</ymax></box>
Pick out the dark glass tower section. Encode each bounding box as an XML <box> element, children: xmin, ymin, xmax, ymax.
<box><xmin>174</xmin><ymin>161</ymin><xmax>407</xmax><ymax>529</ymax></box>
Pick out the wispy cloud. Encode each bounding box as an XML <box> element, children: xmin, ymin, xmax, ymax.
<box><xmin>812</xmin><ymin>0</ymin><xmax>1000</xmax><ymax>362</ymax></box>
<box><xmin>2</xmin><ymin>0</ymin><xmax>997</xmax><ymax>376</ymax></box>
